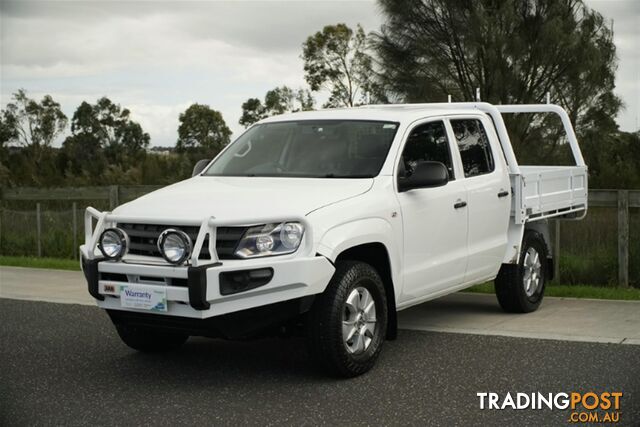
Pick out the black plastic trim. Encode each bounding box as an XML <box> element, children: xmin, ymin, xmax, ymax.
<box><xmin>107</xmin><ymin>296</ymin><xmax>314</xmax><ymax>339</ymax></box>
<box><xmin>187</xmin><ymin>263</ymin><xmax>221</xmax><ymax>310</ymax></box>
<box><xmin>547</xmin><ymin>257</ymin><xmax>554</xmax><ymax>282</ymax></box>
<box><xmin>82</xmin><ymin>256</ymin><xmax>105</xmax><ymax>301</ymax></box>
<box><xmin>219</xmin><ymin>268</ymin><xmax>274</xmax><ymax>296</ymax></box>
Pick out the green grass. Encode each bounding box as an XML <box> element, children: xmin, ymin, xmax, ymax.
<box><xmin>1</xmin><ymin>256</ymin><xmax>639</xmax><ymax>301</ymax></box>
<box><xmin>465</xmin><ymin>282</ymin><xmax>640</xmax><ymax>301</ymax></box>
<box><xmin>0</xmin><ymin>256</ymin><xmax>80</xmax><ymax>271</ymax></box>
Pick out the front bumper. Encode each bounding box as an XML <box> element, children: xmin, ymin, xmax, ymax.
<box><xmin>82</xmin><ymin>253</ymin><xmax>335</xmax><ymax>319</ymax></box>
<box><xmin>81</xmin><ymin>207</ymin><xmax>335</xmax><ymax>319</ymax></box>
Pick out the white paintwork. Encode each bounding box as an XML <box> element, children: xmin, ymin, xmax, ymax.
<box><xmin>114</xmin><ymin>176</ymin><xmax>374</xmax><ymax>224</ymax></box>
<box><xmin>513</xmin><ymin>165</ymin><xmax>588</xmax><ymax>223</ymax></box>
<box><xmin>448</xmin><ymin>114</ymin><xmax>512</xmax><ymax>282</ymax></box>
<box><xmin>97</xmin><ymin>256</ymin><xmax>335</xmax><ymax>318</ymax></box>
<box><xmin>395</xmin><ymin>118</ymin><xmax>469</xmax><ymax>299</ymax></box>
<box><xmin>81</xmin><ymin>102</ymin><xmax>587</xmax><ymax>320</ymax></box>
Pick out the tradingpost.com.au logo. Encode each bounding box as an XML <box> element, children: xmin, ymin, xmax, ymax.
<box><xmin>477</xmin><ymin>391</ymin><xmax>623</xmax><ymax>424</ymax></box>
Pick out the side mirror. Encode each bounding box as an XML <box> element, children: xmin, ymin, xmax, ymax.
<box><xmin>398</xmin><ymin>161</ymin><xmax>448</xmax><ymax>192</ymax></box>
<box><xmin>192</xmin><ymin>159</ymin><xmax>211</xmax><ymax>177</ymax></box>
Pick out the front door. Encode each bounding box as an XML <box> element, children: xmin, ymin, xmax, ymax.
<box><xmin>396</xmin><ymin>119</ymin><xmax>469</xmax><ymax>302</ymax></box>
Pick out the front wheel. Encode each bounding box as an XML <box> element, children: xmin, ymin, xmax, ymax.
<box><xmin>115</xmin><ymin>324</ymin><xmax>188</xmax><ymax>352</ymax></box>
<box><xmin>306</xmin><ymin>261</ymin><xmax>388</xmax><ymax>377</ymax></box>
<box><xmin>495</xmin><ymin>231</ymin><xmax>548</xmax><ymax>313</ymax></box>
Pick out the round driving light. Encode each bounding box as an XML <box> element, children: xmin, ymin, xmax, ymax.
<box><xmin>98</xmin><ymin>228</ymin><xmax>128</xmax><ymax>260</ymax></box>
<box><xmin>157</xmin><ymin>229</ymin><xmax>192</xmax><ymax>265</ymax></box>
<box><xmin>256</xmin><ymin>235</ymin><xmax>275</xmax><ymax>252</ymax></box>
<box><xmin>280</xmin><ymin>222</ymin><xmax>304</xmax><ymax>249</ymax></box>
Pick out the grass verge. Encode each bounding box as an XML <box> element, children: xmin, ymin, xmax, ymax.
<box><xmin>0</xmin><ymin>256</ymin><xmax>80</xmax><ymax>271</ymax></box>
<box><xmin>466</xmin><ymin>282</ymin><xmax>640</xmax><ymax>301</ymax></box>
<box><xmin>1</xmin><ymin>256</ymin><xmax>638</xmax><ymax>301</ymax></box>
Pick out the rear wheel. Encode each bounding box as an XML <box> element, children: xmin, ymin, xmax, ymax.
<box><xmin>306</xmin><ymin>261</ymin><xmax>388</xmax><ymax>377</ymax></box>
<box><xmin>495</xmin><ymin>231</ymin><xmax>548</xmax><ymax>313</ymax></box>
<box><xmin>115</xmin><ymin>324</ymin><xmax>188</xmax><ymax>352</ymax></box>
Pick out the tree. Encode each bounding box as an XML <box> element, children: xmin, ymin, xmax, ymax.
<box><xmin>0</xmin><ymin>90</ymin><xmax>68</xmax><ymax>185</ymax></box>
<box><xmin>239</xmin><ymin>98</ymin><xmax>267</xmax><ymax>128</ymax></box>
<box><xmin>0</xmin><ymin>110</ymin><xmax>18</xmax><ymax>149</ymax></box>
<box><xmin>295</xmin><ymin>88</ymin><xmax>316</xmax><ymax>112</ymax></box>
<box><xmin>302</xmin><ymin>24</ymin><xmax>379</xmax><ymax>107</ymax></box>
<box><xmin>0</xmin><ymin>111</ymin><xmax>17</xmax><ymax>185</ymax></box>
<box><xmin>580</xmin><ymin>129</ymin><xmax>640</xmax><ymax>189</ymax></box>
<box><xmin>176</xmin><ymin>104</ymin><xmax>231</xmax><ymax>152</ymax></box>
<box><xmin>59</xmin><ymin>101</ymin><xmax>106</xmax><ymax>181</ymax></box>
<box><xmin>1</xmin><ymin>89</ymin><xmax>67</xmax><ymax>148</ymax></box>
<box><xmin>264</xmin><ymin>86</ymin><xmax>296</xmax><ymax>115</ymax></box>
<box><xmin>59</xmin><ymin>132</ymin><xmax>106</xmax><ymax>181</ymax></box>
<box><xmin>68</xmin><ymin>98</ymin><xmax>149</xmax><ymax>165</ymax></box>
<box><xmin>375</xmin><ymin>0</ymin><xmax>620</xmax><ymax>161</ymax></box>
<box><xmin>239</xmin><ymin>86</ymin><xmax>315</xmax><ymax>127</ymax></box>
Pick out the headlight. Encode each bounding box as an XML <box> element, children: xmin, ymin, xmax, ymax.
<box><xmin>235</xmin><ymin>222</ymin><xmax>304</xmax><ymax>258</ymax></box>
<box><xmin>98</xmin><ymin>228</ymin><xmax>128</xmax><ymax>260</ymax></box>
<box><xmin>157</xmin><ymin>229</ymin><xmax>192</xmax><ymax>265</ymax></box>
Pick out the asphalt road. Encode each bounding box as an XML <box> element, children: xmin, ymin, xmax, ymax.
<box><xmin>4</xmin><ymin>266</ymin><xmax>640</xmax><ymax>345</ymax></box>
<box><xmin>1</xmin><ymin>299</ymin><xmax>639</xmax><ymax>426</ymax></box>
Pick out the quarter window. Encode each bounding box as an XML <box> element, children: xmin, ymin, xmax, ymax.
<box><xmin>451</xmin><ymin>119</ymin><xmax>495</xmax><ymax>177</ymax></box>
<box><xmin>399</xmin><ymin>121</ymin><xmax>454</xmax><ymax>179</ymax></box>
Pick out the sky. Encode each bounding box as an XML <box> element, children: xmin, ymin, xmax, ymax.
<box><xmin>0</xmin><ymin>0</ymin><xmax>638</xmax><ymax>147</ymax></box>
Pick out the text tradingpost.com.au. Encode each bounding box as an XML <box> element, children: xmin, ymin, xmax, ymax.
<box><xmin>477</xmin><ymin>392</ymin><xmax>623</xmax><ymax>424</ymax></box>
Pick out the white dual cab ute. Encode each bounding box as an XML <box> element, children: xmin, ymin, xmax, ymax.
<box><xmin>81</xmin><ymin>102</ymin><xmax>588</xmax><ymax>377</ymax></box>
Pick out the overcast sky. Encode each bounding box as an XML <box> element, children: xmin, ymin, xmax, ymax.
<box><xmin>1</xmin><ymin>0</ymin><xmax>638</xmax><ymax>147</ymax></box>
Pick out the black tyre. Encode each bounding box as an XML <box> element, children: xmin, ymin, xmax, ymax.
<box><xmin>306</xmin><ymin>261</ymin><xmax>388</xmax><ymax>377</ymax></box>
<box><xmin>495</xmin><ymin>231</ymin><xmax>548</xmax><ymax>313</ymax></box>
<box><xmin>115</xmin><ymin>324</ymin><xmax>188</xmax><ymax>352</ymax></box>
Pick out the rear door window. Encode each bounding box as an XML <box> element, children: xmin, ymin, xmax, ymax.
<box><xmin>451</xmin><ymin>119</ymin><xmax>495</xmax><ymax>177</ymax></box>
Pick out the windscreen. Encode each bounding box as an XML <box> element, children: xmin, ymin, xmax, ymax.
<box><xmin>204</xmin><ymin>120</ymin><xmax>399</xmax><ymax>178</ymax></box>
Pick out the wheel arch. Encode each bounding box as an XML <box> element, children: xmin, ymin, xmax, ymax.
<box><xmin>503</xmin><ymin>220</ymin><xmax>554</xmax><ymax>281</ymax></box>
<box><xmin>524</xmin><ymin>222</ymin><xmax>553</xmax><ymax>281</ymax></box>
<box><xmin>333</xmin><ymin>242</ymin><xmax>398</xmax><ymax>340</ymax></box>
<box><xmin>315</xmin><ymin>218</ymin><xmax>402</xmax><ymax>340</ymax></box>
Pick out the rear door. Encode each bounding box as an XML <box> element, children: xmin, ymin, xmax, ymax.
<box><xmin>396</xmin><ymin>118</ymin><xmax>469</xmax><ymax>302</ymax></box>
<box><xmin>448</xmin><ymin>116</ymin><xmax>511</xmax><ymax>282</ymax></box>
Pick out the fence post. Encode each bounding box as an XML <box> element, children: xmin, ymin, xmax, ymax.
<box><xmin>109</xmin><ymin>185</ymin><xmax>119</xmax><ymax>210</ymax></box>
<box><xmin>36</xmin><ymin>202</ymin><xmax>42</xmax><ymax>257</ymax></box>
<box><xmin>618</xmin><ymin>190</ymin><xmax>629</xmax><ymax>287</ymax></box>
<box><xmin>554</xmin><ymin>220</ymin><xmax>561</xmax><ymax>283</ymax></box>
<box><xmin>72</xmin><ymin>202</ymin><xmax>78</xmax><ymax>260</ymax></box>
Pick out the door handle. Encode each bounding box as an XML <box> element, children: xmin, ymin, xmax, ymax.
<box><xmin>497</xmin><ymin>190</ymin><xmax>509</xmax><ymax>198</ymax></box>
<box><xmin>454</xmin><ymin>201</ymin><xmax>467</xmax><ymax>209</ymax></box>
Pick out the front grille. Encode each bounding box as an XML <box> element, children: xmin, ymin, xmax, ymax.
<box><xmin>118</xmin><ymin>223</ymin><xmax>248</xmax><ymax>260</ymax></box>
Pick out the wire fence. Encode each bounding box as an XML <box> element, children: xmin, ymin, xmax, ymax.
<box><xmin>0</xmin><ymin>207</ymin><xmax>83</xmax><ymax>259</ymax></box>
<box><xmin>0</xmin><ymin>187</ymin><xmax>638</xmax><ymax>287</ymax></box>
<box><xmin>555</xmin><ymin>206</ymin><xmax>639</xmax><ymax>286</ymax></box>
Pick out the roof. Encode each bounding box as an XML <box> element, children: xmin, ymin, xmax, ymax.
<box><xmin>259</xmin><ymin>103</ymin><xmax>485</xmax><ymax>125</ymax></box>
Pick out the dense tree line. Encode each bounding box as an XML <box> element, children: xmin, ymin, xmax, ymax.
<box><xmin>242</xmin><ymin>0</ymin><xmax>639</xmax><ymax>188</ymax></box>
<box><xmin>0</xmin><ymin>92</ymin><xmax>230</xmax><ymax>187</ymax></box>
<box><xmin>372</xmin><ymin>0</ymin><xmax>639</xmax><ymax>186</ymax></box>
<box><xmin>1</xmin><ymin>0</ymin><xmax>638</xmax><ymax>189</ymax></box>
